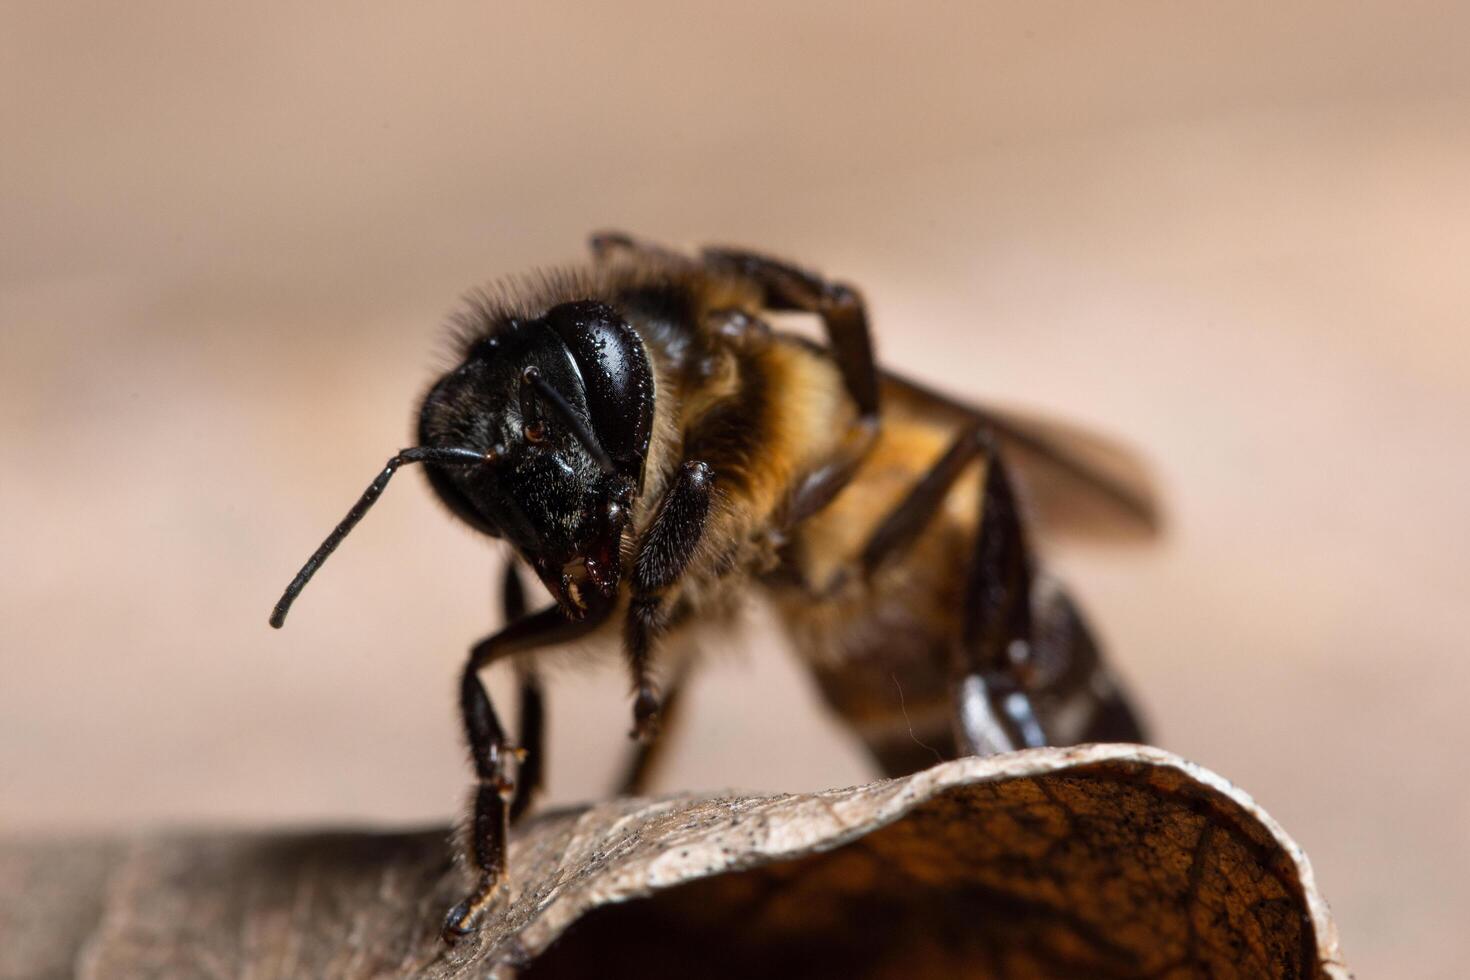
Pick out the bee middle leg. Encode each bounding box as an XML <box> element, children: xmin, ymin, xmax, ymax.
<box><xmin>499</xmin><ymin>560</ymin><xmax>546</xmax><ymax>825</ymax></box>
<box><xmin>614</xmin><ymin>654</ymin><xmax>692</xmax><ymax>796</ymax></box>
<box><xmin>857</xmin><ymin>424</ymin><xmax>1048</xmax><ymax>756</ymax></box>
<box><xmin>443</xmin><ymin>604</ymin><xmax>607</xmax><ymax>942</ymax></box>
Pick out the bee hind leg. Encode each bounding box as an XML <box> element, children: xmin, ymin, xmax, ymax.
<box><xmin>1028</xmin><ymin>577</ymin><xmax>1149</xmax><ymax>746</ymax></box>
<box><xmin>852</xmin><ymin>423</ymin><xmax>1047</xmax><ymax>756</ymax></box>
<box><xmin>952</xmin><ymin>439</ymin><xmax>1050</xmax><ymax>755</ymax></box>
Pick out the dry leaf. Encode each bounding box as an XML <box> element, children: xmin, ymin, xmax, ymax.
<box><xmin>1</xmin><ymin>745</ymin><xmax>1347</xmax><ymax>978</ymax></box>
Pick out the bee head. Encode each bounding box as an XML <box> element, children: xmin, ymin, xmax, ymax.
<box><xmin>417</xmin><ymin>300</ymin><xmax>654</xmax><ymax>619</ymax></box>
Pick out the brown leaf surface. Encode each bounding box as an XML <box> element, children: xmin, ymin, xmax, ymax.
<box><xmin>1</xmin><ymin>745</ymin><xmax>1348</xmax><ymax>979</ymax></box>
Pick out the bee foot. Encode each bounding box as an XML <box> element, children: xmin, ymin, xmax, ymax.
<box><xmin>441</xmin><ymin>878</ymin><xmax>504</xmax><ymax>944</ymax></box>
<box><xmin>441</xmin><ymin>900</ymin><xmax>475</xmax><ymax>944</ymax></box>
<box><xmin>631</xmin><ymin>686</ymin><xmax>662</xmax><ymax>742</ymax></box>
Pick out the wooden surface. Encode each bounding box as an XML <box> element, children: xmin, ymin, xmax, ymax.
<box><xmin>0</xmin><ymin>748</ymin><xmax>1347</xmax><ymax>979</ymax></box>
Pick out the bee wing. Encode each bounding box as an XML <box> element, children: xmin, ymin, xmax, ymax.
<box><xmin>976</xmin><ymin>402</ymin><xmax>1162</xmax><ymax>542</ymax></box>
<box><xmin>886</xmin><ymin>373</ymin><xmax>1163</xmax><ymax>543</ymax></box>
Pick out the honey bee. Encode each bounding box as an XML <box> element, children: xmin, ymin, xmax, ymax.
<box><xmin>270</xmin><ymin>233</ymin><xmax>1160</xmax><ymax>940</ymax></box>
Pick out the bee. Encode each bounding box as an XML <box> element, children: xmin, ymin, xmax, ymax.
<box><xmin>270</xmin><ymin>233</ymin><xmax>1160</xmax><ymax>940</ymax></box>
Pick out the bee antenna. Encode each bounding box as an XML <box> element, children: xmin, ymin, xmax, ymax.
<box><xmin>270</xmin><ymin>446</ymin><xmax>496</xmax><ymax>628</ymax></box>
<box><xmin>519</xmin><ymin>366</ymin><xmax>618</xmax><ymax>477</ymax></box>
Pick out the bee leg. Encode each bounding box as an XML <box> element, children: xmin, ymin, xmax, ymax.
<box><xmin>700</xmin><ymin>246</ymin><xmax>879</xmax><ymax>419</ymax></box>
<box><xmin>858</xmin><ymin>423</ymin><xmax>990</xmax><ymax>579</ymax></box>
<box><xmin>1029</xmin><ymin>579</ymin><xmax>1148</xmax><ymax>745</ymax></box>
<box><xmin>499</xmin><ymin>560</ymin><xmax>546</xmax><ymax>825</ymax></box>
<box><xmin>442</xmin><ymin>605</ymin><xmax>607</xmax><ymax>943</ymax></box>
<box><xmin>508</xmin><ymin>668</ymin><xmax>544</xmax><ymax>825</ymax></box>
<box><xmin>588</xmin><ymin>230</ymin><xmax>690</xmax><ymax>266</ymax></box>
<box><xmin>615</xmin><ymin>654</ymin><xmax>692</xmax><ymax>796</ymax></box>
<box><xmin>954</xmin><ymin>444</ymin><xmax>1049</xmax><ymax>755</ymax></box>
<box><xmin>702</xmin><ymin>247</ymin><xmax>883</xmax><ymax>515</ymax></box>
<box><xmin>588</xmin><ymin>230</ymin><xmax>638</xmax><ymax>259</ymax></box>
<box><xmin>849</xmin><ymin>423</ymin><xmax>1046</xmax><ymax>755</ymax></box>
<box><xmin>626</xmin><ymin>460</ymin><xmax>715</xmax><ymax>741</ymax></box>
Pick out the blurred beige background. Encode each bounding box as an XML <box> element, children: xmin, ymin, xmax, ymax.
<box><xmin>3</xmin><ymin>3</ymin><xmax>1468</xmax><ymax>976</ymax></box>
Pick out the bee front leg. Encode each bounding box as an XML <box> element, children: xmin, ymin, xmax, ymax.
<box><xmin>625</xmin><ymin>460</ymin><xmax>715</xmax><ymax>740</ymax></box>
<box><xmin>442</xmin><ymin>605</ymin><xmax>606</xmax><ymax>943</ymax></box>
